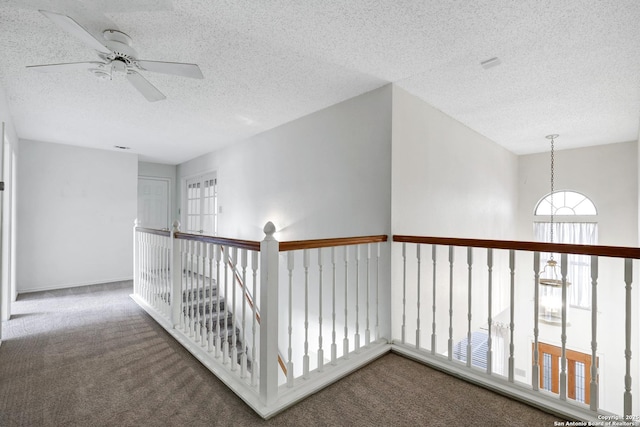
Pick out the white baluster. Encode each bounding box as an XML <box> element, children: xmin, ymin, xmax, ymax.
<box><xmin>287</xmin><ymin>251</ymin><xmax>294</xmax><ymax>387</ymax></box>
<box><xmin>231</xmin><ymin>247</ymin><xmax>238</xmax><ymax>372</ymax></box>
<box><xmin>215</xmin><ymin>244</ymin><xmax>222</xmax><ymax>358</ymax></box>
<box><xmin>375</xmin><ymin>242</ymin><xmax>381</xmax><ymax>341</ymax></box>
<box><xmin>223</xmin><ymin>246</ymin><xmax>230</xmax><ymax>365</ymax></box>
<box><xmin>402</xmin><ymin>242</ymin><xmax>406</xmax><ymax>345</ymax></box>
<box><xmin>343</xmin><ymin>245</ymin><xmax>350</xmax><ymax>359</ymax></box>
<box><xmin>560</xmin><ymin>252</ymin><xmax>568</xmax><ymax>401</ymax></box>
<box><xmin>486</xmin><ymin>248</ymin><xmax>493</xmax><ymax>375</ymax></box>
<box><xmin>195</xmin><ymin>241</ymin><xmax>202</xmax><ymax>343</ymax></box>
<box><xmin>171</xmin><ymin>221</ymin><xmax>182</xmax><ymax>329</ymax></box>
<box><xmin>181</xmin><ymin>240</ymin><xmax>188</xmax><ymax>331</ymax></box>
<box><xmin>240</xmin><ymin>248</ymin><xmax>248</xmax><ymax>378</ymax></box>
<box><xmin>466</xmin><ymin>247</ymin><xmax>472</xmax><ymax>368</ymax></box>
<box><xmin>303</xmin><ymin>248</ymin><xmax>310</xmax><ymax>379</ymax></box>
<box><xmin>590</xmin><ymin>255</ymin><xmax>599</xmax><ymax>411</ymax></box>
<box><xmin>208</xmin><ymin>243</ymin><xmax>215</xmax><ymax>352</ymax></box>
<box><xmin>188</xmin><ymin>240</ymin><xmax>195</xmax><ymax>337</ymax></box>
<box><xmin>431</xmin><ymin>244</ymin><xmax>437</xmax><ymax>354</ymax></box>
<box><xmin>508</xmin><ymin>250</ymin><xmax>515</xmax><ymax>383</ymax></box>
<box><xmin>251</xmin><ymin>250</ymin><xmax>258</xmax><ymax>387</ymax></box>
<box><xmin>318</xmin><ymin>247</ymin><xmax>324</xmax><ymax>372</ymax></box>
<box><xmin>331</xmin><ymin>247</ymin><xmax>337</xmax><ymax>365</ymax></box>
<box><xmin>416</xmin><ymin>244</ymin><xmax>422</xmax><ymax>350</ymax></box>
<box><xmin>354</xmin><ymin>245</ymin><xmax>361</xmax><ymax>353</ymax></box>
<box><xmin>365</xmin><ymin>244</ymin><xmax>371</xmax><ymax>346</ymax></box>
<box><xmin>199</xmin><ymin>241</ymin><xmax>206</xmax><ymax>346</ymax></box>
<box><xmin>448</xmin><ymin>246</ymin><xmax>454</xmax><ymax>360</ymax></box>
<box><xmin>532</xmin><ymin>252</ymin><xmax>540</xmax><ymax>391</ymax></box>
<box><xmin>133</xmin><ymin>220</ymin><xmax>140</xmax><ymax>296</ymax></box>
<box><xmin>624</xmin><ymin>258</ymin><xmax>633</xmax><ymax>416</ymax></box>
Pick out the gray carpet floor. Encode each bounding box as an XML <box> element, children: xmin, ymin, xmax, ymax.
<box><xmin>0</xmin><ymin>280</ymin><xmax>564</xmax><ymax>426</ymax></box>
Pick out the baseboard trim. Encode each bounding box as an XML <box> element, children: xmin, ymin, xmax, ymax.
<box><xmin>19</xmin><ymin>277</ymin><xmax>133</xmax><ymax>295</ymax></box>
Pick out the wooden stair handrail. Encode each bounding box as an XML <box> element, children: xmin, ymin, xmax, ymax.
<box><xmin>393</xmin><ymin>235</ymin><xmax>640</xmax><ymax>260</ymax></box>
<box><xmin>279</xmin><ymin>235</ymin><xmax>388</xmax><ymax>252</ymax></box>
<box><xmin>174</xmin><ymin>232</ymin><xmax>261</xmax><ymax>251</ymax></box>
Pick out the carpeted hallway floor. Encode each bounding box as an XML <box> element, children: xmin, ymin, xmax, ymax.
<box><xmin>0</xmin><ymin>281</ymin><xmax>564</xmax><ymax>426</ymax></box>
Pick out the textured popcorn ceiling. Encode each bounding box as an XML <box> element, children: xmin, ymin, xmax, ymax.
<box><xmin>1</xmin><ymin>1</ymin><xmax>639</xmax><ymax>164</ymax></box>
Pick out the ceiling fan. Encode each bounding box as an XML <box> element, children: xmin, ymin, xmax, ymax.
<box><xmin>27</xmin><ymin>10</ymin><xmax>204</xmax><ymax>102</ymax></box>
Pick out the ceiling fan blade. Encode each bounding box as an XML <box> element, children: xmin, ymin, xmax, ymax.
<box><xmin>26</xmin><ymin>61</ymin><xmax>105</xmax><ymax>73</ymax></box>
<box><xmin>39</xmin><ymin>10</ymin><xmax>110</xmax><ymax>54</ymax></box>
<box><xmin>136</xmin><ymin>60</ymin><xmax>204</xmax><ymax>79</ymax></box>
<box><xmin>126</xmin><ymin>71</ymin><xmax>166</xmax><ymax>102</ymax></box>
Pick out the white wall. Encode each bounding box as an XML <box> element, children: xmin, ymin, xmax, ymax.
<box><xmin>177</xmin><ymin>85</ymin><xmax>392</xmax><ymax>241</ymax></box>
<box><xmin>391</xmin><ymin>86</ymin><xmax>518</xmax><ymax>239</ymax></box>
<box><xmin>17</xmin><ymin>140</ymin><xmax>137</xmax><ymax>292</ymax></box>
<box><xmin>517</xmin><ymin>141</ymin><xmax>638</xmax><ymax>246</ymax></box>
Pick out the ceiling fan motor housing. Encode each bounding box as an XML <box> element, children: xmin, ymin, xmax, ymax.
<box><xmin>101</xmin><ymin>30</ymin><xmax>137</xmax><ymax>65</ymax></box>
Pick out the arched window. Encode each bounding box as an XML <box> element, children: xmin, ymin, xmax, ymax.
<box><xmin>534</xmin><ymin>191</ymin><xmax>597</xmax><ymax>310</ymax></box>
<box><xmin>535</xmin><ymin>190</ymin><xmax>597</xmax><ymax>216</ymax></box>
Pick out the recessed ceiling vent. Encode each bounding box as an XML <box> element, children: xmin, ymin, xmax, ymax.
<box><xmin>480</xmin><ymin>57</ymin><xmax>501</xmax><ymax>69</ymax></box>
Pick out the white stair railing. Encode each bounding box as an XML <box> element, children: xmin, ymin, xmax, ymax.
<box><xmin>132</xmin><ymin>220</ymin><xmax>390</xmax><ymax>418</ymax></box>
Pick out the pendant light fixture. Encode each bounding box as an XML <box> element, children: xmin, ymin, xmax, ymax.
<box><xmin>539</xmin><ymin>134</ymin><xmax>571</xmax><ymax>324</ymax></box>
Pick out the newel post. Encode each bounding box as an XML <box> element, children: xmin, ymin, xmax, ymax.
<box><xmin>133</xmin><ymin>219</ymin><xmax>140</xmax><ymax>295</ymax></box>
<box><xmin>171</xmin><ymin>220</ymin><xmax>183</xmax><ymax>328</ymax></box>
<box><xmin>260</xmin><ymin>221</ymin><xmax>279</xmax><ymax>406</ymax></box>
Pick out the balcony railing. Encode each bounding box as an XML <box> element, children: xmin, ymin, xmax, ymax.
<box><xmin>132</xmin><ymin>221</ymin><xmax>640</xmax><ymax>421</ymax></box>
<box><xmin>392</xmin><ymin>235</ymin><xmax>640</xmax><ymax>422</ymax></box>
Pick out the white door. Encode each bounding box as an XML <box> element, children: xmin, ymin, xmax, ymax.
<box><xmin>137</xmin><ymin>177</ymin><xmax>170</xmax><ymax>229</ymax></box>
<box><xmin>185</xmin><ymin>173</ymin><xmax>217</xmax><ymax>235</ymax></box>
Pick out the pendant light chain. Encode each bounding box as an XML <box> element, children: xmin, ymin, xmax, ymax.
<box><xmin>550</xmin><ymin>136</ymin><xmax>555</xmax><ymax>246</ymax></box>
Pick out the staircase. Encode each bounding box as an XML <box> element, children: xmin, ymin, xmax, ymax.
<box><xmin>182</xmin><ymin>273</ymin><xmax>251</xmax><ymax>370</ymax></box>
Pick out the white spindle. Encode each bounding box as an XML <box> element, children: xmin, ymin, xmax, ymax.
<box><xmin>133</xmin><ymin>220</ymin><xmax>140</xmax><ymax>296</ymax></box>
<box><xmin>223</xmin><ymin>245</ymin><xmax>230</xmax><ymax>365</ymax></box>
<box><xmin>590</xmin><ymin>255</ymin><xmax>599</xmax><ymax>411</ymax></box>
<box><xmin>181</xmin><ymin>240</ymin><xmax>188</xmax><ymax>331</ymax></box>
<box><xmin>343</xmin><ymin>245</ymin><xmax>349</xmax><ymax>359</ymax></box>
<box><xmin>375</xmin><ymin>242</ymin><xmax>380</xmax><ymax>341</ymax></box>
<box><xmin>287</xmin><ymin>251</ymin><xmax>294</xmax><ymax>387</ymax></box>
<box><xmin>331</xmin><ymin>247</ymin><xmax>337</xmax><ymax>365</ymax></box>
<box><xmin>416</xmin><ymin>244</ymin><xmax>421</xmax><ymax>350</ymax></box>
<box><xmin>466</xmin><ymin>247</ymin><xmax>472</xmax><ymax>368</ymax></box>
<box><xmin>303</xmin><ymin>248</ymin><xmax>310</xmax><ymax>378</ymax></box>
<box><xmin>624</xmin><ymin>258</ymin><xmax>633</xmax><ymax>416</ymax></box>
<box><xmin>402</xmin><ymin>242</ymin><xmax>406</xmax><ymax>345</ymax></box>
<box><xmin>508</xmin><ymin>250</ymin><xmax>515</xmax><ymax>383</ymax></box>
<box><xmin>251</xmin><ymin>250</ymin><xmax>258</xmax><ymax>387</ymax></box>
<box><xmin>431</xmin><ymin>244</ymin><xmax>437</xmax><ymax>354</ymax></box>
<box><xmin>240</xmin><ymin>248</ymin><xmax>248</xmax><ymax>378</ymax></box>
<box><xmin>448</xmin><ymin>246</ymin><xmax>454</xmax><ymax>360</ymax></box>
<box><xmin>486</xmin><ymin>248</ymin><xmax>493</xmax><ymax>375</ymax></box>
<box><xmin>215</xmin><ymin>244</ymin><xmax>222</xmax><ymax>358</ymax></box>
<box><xmin>199</xmin><ymin>242</ymin><xmax>206</xmax><ymax>346</ymax></box>
<box><xmin>195</xmin><ymin>241</ymin><xmax>202</xmax><ymax>343</ymax></box>
<box><xmin>188</xmin><ymin>240</ymin><xmax>195</xmax><ymax>337</ymax></box>
<box><xmin>532</xmin><ymin>252</ymin><xmax>540</xmax><ymax>391</ymax></box>
<box><xmin>318</xmin><ymin>248</ymin><xmax>324</xmax><ymax>372</ymax></box>
<box><xmin>231</xmin><ymin>247</ymin><xmax>238</xmax><ymax>371</ymax></box>
<box><xmin>560</xmin><ymin>253</ymin><xmax>568</xmax><ymax>401</ymax></box>
<box><xmin>171</xmin><ymin>221</ymin><xmax>182</xmax><ymax>329</ymax></box>
<box><xmin>208</xmin><ymin>243</ymin><xmax>214</xmax><ymax>352</ymax></box>
<box><xmin>354</xmin><ymin>245</ymin><xmax>361</xmax><ymax>352</ymax></box>
<box><xmin>365</xmin><ymin>244</ymin><xmax>371</xmax><ymax>346</ymax></box>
